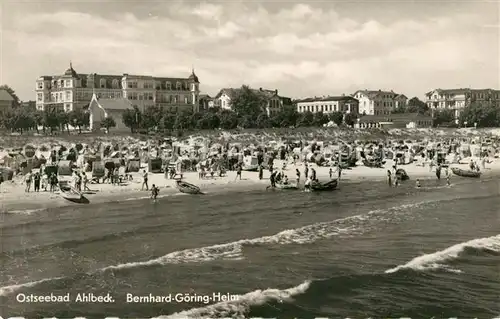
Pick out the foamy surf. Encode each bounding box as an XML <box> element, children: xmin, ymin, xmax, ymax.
<box><xmin>385</xmin><ymin>234</ymin><xmax>500</xmax><ymax>274</ymax></box>
<box><xmin>0</xmin><ymin>276</ymin><xmax>65</xmax><ymax>297</ymax></box>
<box><xmin>0</xmin><ymin>200</ymin><xmax>431</xmax><ymax>296</ymax></box>
<box><xmin>102</xmin><ymin>201</ymin><xmax>430</xmax><ymax>272</ymax></box>
<box><xmin>1</xmin><ymin>208</ymin><xmax>45</xmax><ymax>215</ymax></box>
<box><xmin>155</xmin><ymin>280</ymin><xmax>311</xmax><ymax>319</ymax></box>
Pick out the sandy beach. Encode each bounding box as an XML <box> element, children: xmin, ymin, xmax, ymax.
<box><xmin>2</xmin><ymin>156</ymin><xmax>498</xmax><ymax>213</ymax></box>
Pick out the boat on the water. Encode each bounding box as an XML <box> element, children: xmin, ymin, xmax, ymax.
<box><xmin>310</xmin><ymin>179</ymin><xmax>338</xmax><ymax>191</ymax></box>
<box><xmin>451</xmin><ymin>167</ymin><xmax>481</xmax><ymax>178</ymax></box>
<box><xmin>176</xmin><ymin>180</ymin><xmax>203</xmax><ymax>194</ymax></box>
<box><xmin>58</xmin><ymin>181</ymin><xmax>86</xmax><ymax>203</ymax></box>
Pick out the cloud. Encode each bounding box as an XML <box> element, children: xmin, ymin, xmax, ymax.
<box><xmin>1</xmin><ymin>2</ymin><xmax>498</xmax><ymax>101</ymax></box>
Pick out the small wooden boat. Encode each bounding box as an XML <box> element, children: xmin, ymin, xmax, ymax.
<box><xmin>176</xmin><ymin>180</ymin><xmax>203</xmax><ymax>194</ymax></box>
<box><xmin>395</xmin><ymin>168</ymin><xmax>410</xmax><ymax>181</ymax></box>
<box><xmin>310</xmin><ymin>179</ymin><xmax>338</xmax><ymax>191</ymax></box>
<box><xmin>275</xmin><ymin>182</ymin><xmax>299</xmax><ymax>190</ymax></box>
<box><xmin>451</xmin><ymin>167</ymin><xmax>481</xmax><ymax>178</ymax></box>
<box><xmin>58</xmin><ymin>181</ymin><xmax>86</xmax><ymax>203</ymax></box>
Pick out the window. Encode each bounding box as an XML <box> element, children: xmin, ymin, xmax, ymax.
<box><xmin>112</xmin><ymin>79</ymin><xmax>119</xmax><ymax>89</ymax></box>
<box><xmin>128</xmin><ymin>92</ymin><xmax>138</xmax><ymax>100</ymax></box>
<box><xmin>144</xmin><ymin>82</ymin><xmax>153</xmax><ymax>89</ymax></box>
<box><xmin>37</xmin><ymin>82</ymin><xmax>44</xmax><ymax>89</ymax></box>
<box><xmin>100</xmin><ymin>79</ymin><xmax>107</xmax><ymax>88</ymax></box>
<box><xmin>184</xmin><ymin>96</ymin><xmax>188</xmax><ymax>103</ymax></box>
<box><xmin>176</xmin><ymin>82</ymin><xmax>182</xmax><ymax>90</ymax></box>
<box><xmin>37</xmin><ymin>93</ymin><xmax>43</xmax><ymax>102</ymax></box>
<box><xmin>65</xmin><ymin>80</ymin><xmax>71</xmax><ymax>87</ymax></box>
<box><xmin>166</xmin><ymin>82</ymin><xmax>172</xmax><ymax>90</ymax></box>
<box><xmin>65</xmin><ymin>91</ymin><xmax>71</xmax><ymax>101</ymax></box>
<box><xmin>127</xmin><ymin>82</ymin><xmax>138</xmax><ymax>89</ymax></box>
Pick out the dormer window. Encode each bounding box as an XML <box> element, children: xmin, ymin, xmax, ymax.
<box><xmin>166</xmin><ymin>81</ymin><xmax>171</xmax><ymax>90</ymax></box>
<box><xmin>176</xmin><ymin>82</ymin><xmax>181</xmax><ymax>90</ymax></box>
<box><xmin>100</xmin><ymin>79</ymin><xmax>106</xmax><ymax>88</ymax></box>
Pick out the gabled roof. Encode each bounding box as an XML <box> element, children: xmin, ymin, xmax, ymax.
<box><xmin>214</xmin><ymin>87</ymin><xmax>288</xmax><ymax>100</ymax></box>
<box><xmin>296</xmin><ymin>95</ymin><xmax>358</xmax><ymax>103</ymax></box>
<box><xmin>425</xmin><ymin>88</ymin><xmax>500</xmax><ymax>96</ymax></box>
<box><xmin>0</xmin><ymin>89</ymin><xmax>15</xmax><ymax>102</ymax></box>
<box><xmin>95</xmin><ymin>98</ymin><xmax>133</xmax><ymax>111</ymax></box>
<box><xmin>353</xmin><ymin>89</ymin><xmax>400</xmax><ymax>99</ymax></box>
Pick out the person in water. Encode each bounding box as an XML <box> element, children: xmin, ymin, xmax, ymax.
<box><xmin>151</xmin><ymin>184</ymin><xmax>159</xmax><ymax>200</ymax></box>
<box><xmin>387</xmin><ymin>170</ymin><xmax>392</xmax><ymax>187</ymax></box>
<box><xmin>446</xmin><ymin>174</ymin><xmax>451</xmax><ymax>186</ymax></box>
<box><xmin>416</xmin><ymin>179</ymin><xmax>421</xmax><ymax>188</ymax></box>
<box><xmin>296</xmin><ymin>169</ymin><xmax>301</xmax><ymax>185</ymax></box>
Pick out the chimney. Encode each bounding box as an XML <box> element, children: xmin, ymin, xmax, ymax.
<box><xmin>275</xmin><ymin>89</ymin><xmax>278</xmax><ymax>94</ymax></box>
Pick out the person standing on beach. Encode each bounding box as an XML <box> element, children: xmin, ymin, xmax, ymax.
<box><xmin>33</xmin><ymin>172</ymin><xmax>40</xmax><ymax>192</ymax></box>
<box><xmin>235</xmin><ymin>164</ymin><xmax>242</xmax><ymax>181</ymax></box>
<box><xmin>258</xmin><ymin>165</ymin><xmax>263</xmax><ymax>180</ymax></box>
<box><xmin>304</xmin><ymin>164</ymin><xmax>309</xmax><ymax>179</ymax></box>
<box><xmin>436</xmin><ymin>164</ymin><xmax>442</xmax><ymax>180</ymax></box>
<box><xmin>311</xmin><ymin>168</ymin><xmax>316</xmax><ymax>181</ymax></box>
<box><xmin>24</xmin><ymin>171</ymin><xmax>32</xmax><ymax>192</ymax></box>
<box><xmin>387</xmin><ymin>170</ymin><xmax>392</xmax><ymax>187</ymax></box>
<box><xmin>296</xmin><ymin>169</ymin><xmax>301</xmax><ymax>185</ymax></box>
<box><xmin>82</xmin><ymin>173</ymin><xmax>90</xmax><ymax>191</ymax></box>
<box><xmin>446</xmin><ymin>174</ymin><xmax>451</xmax><ymax>186</ymax></box>
<box><xmin>329</xmin><ymin>167</ymin><xmax>333</xmax><ymax>179</ymax></box>
<box><xmin>141</xmin><ymin>170</ymin><xmax>149</xmax><ymax>191</ymax></box>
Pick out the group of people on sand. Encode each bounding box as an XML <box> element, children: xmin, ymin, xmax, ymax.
<box><xmin>23</xmin><ymin>170</ymin><xmax>59</xmax><ymax>192</ymax></box>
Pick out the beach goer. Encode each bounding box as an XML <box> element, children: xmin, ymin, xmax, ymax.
<box><xmin>76</xmin><ymin>172</ymin><xmax>82</xmax><ymax>191</ymax></box>
<box><xmin>141</xmin><ymin>170</ymin><xmax>149</xmax><ymax>191</ymax></box>
<box><xmin>151</xmin><ymin>184</ymin><xmax>159</xmax><ymax>200</ymax></box>
<box><xmin>469</xmin><ymin>160</ymin><xmax>475</xmax><ymax>171</ymax></box>
<box><xmin>387</xmin><ymin>170</ymin><xmax>392</xmax><ymax>187</ymax></box>
<box><xmin>338</xmin><ymin>166</ymin><xmax>342</xmax><ymax>179</ymax></box>
<box><xmin>329</xmin><ymin>167</ymin><xmax>333</xmax><ymax>179</ymax></box>
<box><xmin>82</xmin><ymin>173</ymin><xmax>90</xmax><ymax>191</ymax></box>
<box><xmin>311</xmin><ymin>168</ymin><xmax>316</xmax><ymax>181</ymax></box>
<box><xmin>446</xmin><ymin>174</ymin><xmax>451</xmax><ymax>186</ymax></box>
<box><xmin>416</xmin><ymin>179</ymin><xmax>421</xmax><ymax>188</ymax></box>
<box><xmin>481</xmin><ymin>156</ymin><xmax>486</xmax><ymax>170</ymax></box>
<box><xmin>24</xmin><ymin>171</ymin><xmax>32</xmax><ymax>192</ymax></box>
<box><xmin>258</xmin><ymin>165</ymin><xmax>263</xmax><ymax>180</ymax></box>
<box><xmin>235</xmin><ymin>164</ymin><xmax>242</xmax><ymax>181</ymax></box>
<box><xmin>436</xmin><ymin>164</ymin><xmax>441</xmax><ymax>180</ymax></box>
<box><xmin>0</xmin><ymin>173</ymin><xmax>4</xmax><ymax>186</ymax></box>
<box><xmin>283</xmin><ymin>175</ymin><xmax>289</xmax><ymax>185</ymax></box>
<box><xmin>304</xmin><ymin>164</ymin><xmax>309</xmax><ymax>179</ymax></box>
<box><xmin>269</xmin><ymin>170</ymin><xmax>277</xmax><ymax>188</ymax></box>
<box><xmin>296</xmin><ymin>169</ymin><xmax>300</xmax><ymax>185</ymax></box>
<box><xmin>33</xmin><ymin>172</ymin><xmax>40</xmax><ymax>192</ymax></box>
<box><xmin>304</xmin><ymin>176</ymin><xmax>312</xmax><ymax>191</ymax></box>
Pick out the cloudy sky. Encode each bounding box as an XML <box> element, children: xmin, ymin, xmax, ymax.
<box><xmin>1</xmin><ymin>0</ymin><xmax>499</xmax><ymax>101</ymax></box>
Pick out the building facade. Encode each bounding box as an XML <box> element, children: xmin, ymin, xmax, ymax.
<box><xmin>353</xmin><ymin>90</ymin><xmax>406</xmax><ymax>115</ymax></box>
<box><xmin>213</xmin><ymin>87</ymin><xmax>292</xmax><ymax>116</ymax></box>
<box><xmin>0</xmin><ymin>89</ymin><xmax>15</xmax><ymax>110</ymax></box>
<box><xmin>88</xmin><ymin>93</ymin><xmax>132</xmax><ymax>132</ymax></box>
<box><xmin>425</xmin><ymin>88</ymin><xmax>500</xmax><ymax>120</ymax></box>
<box><xmin>354</xmin><ymin>113</ymin><xmax>433</xmax><ymax>129</ymax></box>
<box><xmin>35</xmin><ymin>63</ymin><xmax>200</xmax><ymax>113</ymax></box>
<box><xmin>295</xmin><ymin>95</ymin><xmax>359</xmax><ymax>114</ymax></box>
<box><xmin>198</xmin><ymin>94</ymin><xmax>214</xmax><ymax>112</ymax></box>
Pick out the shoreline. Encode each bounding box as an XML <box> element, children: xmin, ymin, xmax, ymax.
<box><xmin>1</xmin><ymin>159</ymin><xmax>498</xmax><ymax>212</ymax></box>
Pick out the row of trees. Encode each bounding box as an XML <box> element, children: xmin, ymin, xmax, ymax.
<box><xmin>1</xmin><ymin>84</ymin><xmax>499</xmax><ymax>134</ymax></box>
<box><xmin>120</xmin><ymin>85</ymin><xmax>360</xmax><ymax>132</ymax></box>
